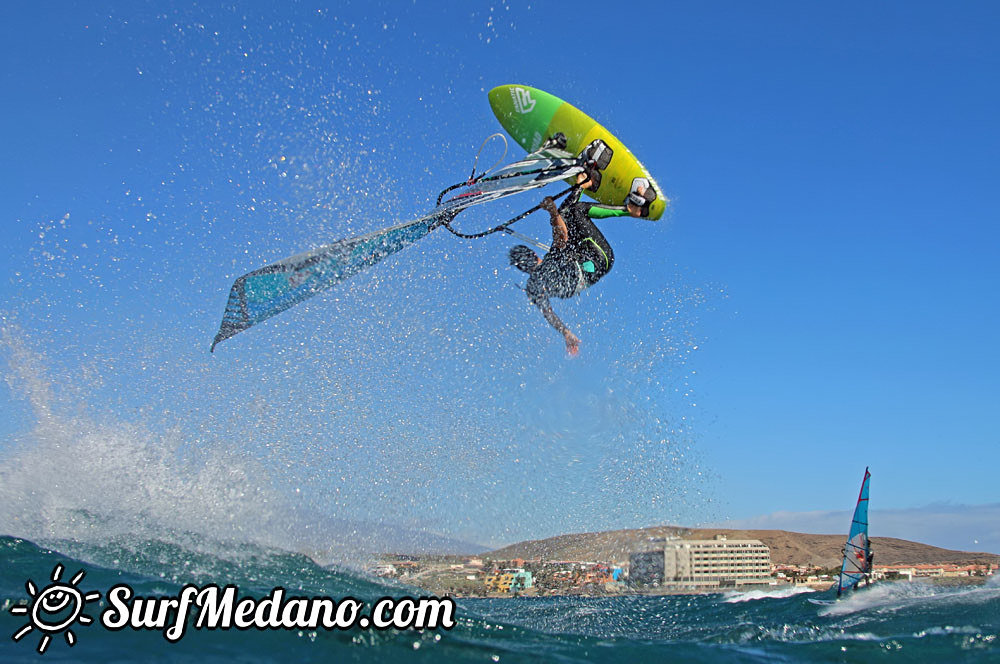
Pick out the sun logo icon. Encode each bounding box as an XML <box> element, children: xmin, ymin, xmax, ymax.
<box><xmin>10</xmin><ymin>563</ymin><xmax>101</xmax><ymax>654</ymax></box>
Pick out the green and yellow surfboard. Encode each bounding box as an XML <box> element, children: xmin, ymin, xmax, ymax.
<box><xmin>488</xmin><ymin>84</ymin><xmax>666</xmax><ymax>220</ymax></box>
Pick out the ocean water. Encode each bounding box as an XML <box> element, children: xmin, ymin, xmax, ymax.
<box><xmin>4</xmin><ymin>6</ymin><xmax>999</xmax><ymax>663</ymax></box>
<box><xmin>3</xmin><ymin>535</ymin><xmax>998</xmax><ymax>663</ymax></box>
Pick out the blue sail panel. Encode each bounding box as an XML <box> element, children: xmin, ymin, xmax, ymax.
<box><xmin>211</xmin><ymin>215</ymin><xmax>437</xmax><ymax>350</ymax></box>
<box><xmin>837</xmin><ymin>467</ymin><xmax>872</xmax><ymax>595</ymax></box>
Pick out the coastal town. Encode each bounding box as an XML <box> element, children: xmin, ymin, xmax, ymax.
<box><xmin>371</xmin><ymin>533</ymin><xmax>998</xmax><ymax>597</ymax></box>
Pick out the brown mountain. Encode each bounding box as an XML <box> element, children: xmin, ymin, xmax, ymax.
<box><xmin>484</xmin><ymin>526</ymin><xmax>1000</xmax><ymax>568</ymax></box>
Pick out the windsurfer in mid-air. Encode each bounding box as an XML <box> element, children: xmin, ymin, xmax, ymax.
<box><xmin>509</xmin><ymin>170</ymin><xmax>656</xmax><ymax>355</ymax></box>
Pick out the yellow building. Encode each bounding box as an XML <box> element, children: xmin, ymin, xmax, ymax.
<box><xmin>484</xmin><ymin>568</ymin><xmax>534</xmax><ymax>593</ymax></box>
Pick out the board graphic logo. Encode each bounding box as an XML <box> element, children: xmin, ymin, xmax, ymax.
<box><xmin>511</xmin><ymin>87</ymin><xmax>536</xmax><ymax>114</ymax></box>
<box><xmin>10</xmin><ymin>564</ymin><xmax>101</xmax><ymax>654</ymax></box>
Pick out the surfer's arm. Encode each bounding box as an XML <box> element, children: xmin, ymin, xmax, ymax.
<box><xmin>542</xmin><ymin>306</ymin><xmax>580</xmax><ymax>356</ymax></box>
<box><xmin>531</xmin><ymin>293</ymin><xmax>580</xmax><ymax>356</ymax></box>
<box><xmin>541</xmin><ymin>197</ymin><xmax>568</xmax><ymax>250</ymax></box>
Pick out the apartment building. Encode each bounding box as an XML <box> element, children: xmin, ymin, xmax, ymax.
<box><xmin>630</xmin><ymin>535</ymin><xmax>772</xmax><ymax>589</ymax></box>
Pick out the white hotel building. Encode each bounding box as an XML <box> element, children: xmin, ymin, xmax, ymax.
<box><xmin>630</xmin><ymin>535</ymin><xmax>773</xmax><ymax>589</ymax></box>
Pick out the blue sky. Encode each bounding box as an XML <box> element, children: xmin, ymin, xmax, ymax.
<box><xmin>1</xmin><ymin>2</ymin><xmax>998</xmax><ymax>556</ymax></box>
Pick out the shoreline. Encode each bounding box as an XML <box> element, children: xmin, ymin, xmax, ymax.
<box><xmin>442</xmin><ymin>576</ymin><xmax>993</xmax><ymax>600</ymax></box>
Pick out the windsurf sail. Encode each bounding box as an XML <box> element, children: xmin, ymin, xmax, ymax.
<box><xmin>837</xmin><ymin>467</ymin><xmax>873</xmax><ymax>596</ymax></box>
<box><xmin>210</xmin><ymin>214</ymin><xmax>440</xmax><ymax>351</ymax></box>
<box><xmin>211</xmin><ymin>147</ymin><xmax>587</xmax><ymax>351</ymax></box>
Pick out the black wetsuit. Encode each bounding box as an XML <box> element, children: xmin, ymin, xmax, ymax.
<box><xmin>525</xmin><ymin>188</ymin><xmax>630</xmax><ymax>304</ymax></box>
<box><xmin>558</xmin><ymin>188</ymin><xmax>626</xmax><ymax>286</ymax></box>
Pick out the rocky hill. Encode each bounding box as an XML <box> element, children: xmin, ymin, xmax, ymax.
<box><xmin>483</xmin><ymin>526</ymin><xmax>1000</xmax><ymax>568</ymax></box>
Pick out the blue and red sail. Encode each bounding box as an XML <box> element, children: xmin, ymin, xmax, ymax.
<box><xmin>837</xmin><ymin>467</ymin><xmax>872</xmax><ymax>596</ymax></box>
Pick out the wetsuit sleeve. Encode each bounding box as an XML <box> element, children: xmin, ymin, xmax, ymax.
<box><xmin>587</xmin><ymin>204</ymin><xmax>630</xmax><ymax>219</ymax></box>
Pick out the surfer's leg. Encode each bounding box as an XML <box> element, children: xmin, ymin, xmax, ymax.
<box><xmin>562</xmin><ymin>209</ymin><xmax>612</xmax><ymax>285</ymax></box>
<box><xmin>541</xmin><ymin>197</ymin><xmax>568</xmax><ymax>249</ymax></box>
<box><xmin>569</xmin><ymin>213</ymin><xmax>611</xmax><ymax>251</ymax></box>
